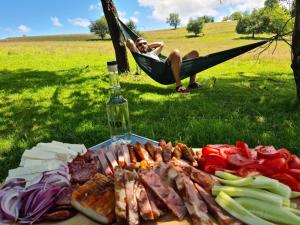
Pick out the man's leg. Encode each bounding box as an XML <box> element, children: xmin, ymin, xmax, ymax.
<box><xmin>183</xmin><ymin>50</ymin><xmax>199</xmax><ymax>84</ymax></box>
<box><xmin>168</xmin><ymin>49</ymin><xmax>182</xmax><ymax>88</ymax></box>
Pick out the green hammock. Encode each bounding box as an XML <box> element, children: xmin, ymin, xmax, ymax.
<box><xmin>117</xmin><ymin>18</ymin><xmax>268</xmax><ymax>85</ymax></box>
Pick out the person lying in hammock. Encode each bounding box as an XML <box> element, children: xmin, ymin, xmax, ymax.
<box><xmin>126</xmin><ymin>37</ymin><xmax>201</xmax><ymax>93</ymax></box>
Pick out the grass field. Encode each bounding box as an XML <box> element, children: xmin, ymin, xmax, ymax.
<box><xmin>0</xmin><ymin>21</ymin><xmax>299</xmax><ymax>180</ymax></box>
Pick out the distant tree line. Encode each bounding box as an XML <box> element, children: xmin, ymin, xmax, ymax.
<box><xmin>222</xmin><ymin>0</ymin><xmax>294</xmax><ymax>38</ymax></box>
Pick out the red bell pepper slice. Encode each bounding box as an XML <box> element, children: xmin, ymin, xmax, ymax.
<box><xmin>202</xmin><ymin>154</ymin><xmax>228</xmax><ymax>174</ymax></box>
<box><xmin>287</xmin><ymin>169</ymin><xmax>300</xmax><ymax>182</ymax></box>
<box><xmin>272</xmin><ymin>173</ymin><xmax>300</xmax><ymax>191</ymax></box>
<box><xmin>263</xmin><ymin>158</ymin><xmax>288</xmax><ymax>173</ymax></box>
<box><xmin>289</xmin><ymin>155</ymin><xmax>300</xmax><ymax>170</ymax></box>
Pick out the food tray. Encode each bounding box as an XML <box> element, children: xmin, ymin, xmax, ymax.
<box><xmin>17</xmin><ymin>136</ymin><xmax>216</xmax><ymax>225</ymax></box>
<box><xmin>89</xmin><ymin>133</ymin><xmax>158</xmax><ymax>150</ymax></box>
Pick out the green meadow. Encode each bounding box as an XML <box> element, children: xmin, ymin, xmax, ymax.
<box><xmin>0</xmin><ymin>21</ymin><xmax>298</xmax><ymax>180</ymax></box>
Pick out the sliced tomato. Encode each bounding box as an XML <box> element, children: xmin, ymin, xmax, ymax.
<box><xmin>278</xmin><ymin>148</ymin><xmax>292</xmax><ymax>162</ymax></box>
<box><xmin>287</xmin><ymin>169</ymin><xmax>300</xmax><ymax>182</ymax></box>
<box><xmin>256</xmin><ymin>146</ymin><xmax>281</xmax><ymax>159</ymax></box>
<box><xmin>289</xmin><ymin>155</ymin><xmax>300</xmax><ymax>170</ymax></box>
<box><xmin>227</xmin><ymin>154</ymin><xmax>255</xmax><ymax>167</ymax></box>
<box><xmin>272</xmin><ymin>173</ymin><xmax>300</xmax><ymax>191</ymax></box>
<box><xmin>263</xmin><ymin>158</ymin><xmax>288</xmax><ymax>173</ymax></box>
<box><xmin>203</xmin><ymin>164</ymin><xmax>226</xmax><ymax>174</ymax></box>
<box><xmin>237</xmin><ymin>164</ymin><xmax>274</xmax><ymax>177</ymax></box>
<box><xmin>236</xmin><ymin>140</ymin><xmax>252</xmax><ymax>159</ymax></box>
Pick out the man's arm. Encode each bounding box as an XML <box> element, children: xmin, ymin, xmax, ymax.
<box><xmin>148</xmin><ymin>41</ymin><xmax>164</xmax><ymax>55</ymax></box>
<box><xmin>126</xmin><ymin>39</ymin><xmax>139</xmax><ymax>53</ymax></box>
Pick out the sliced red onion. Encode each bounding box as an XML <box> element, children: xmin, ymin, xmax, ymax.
<box><xmin>2</xmin><ymin>178</ymin><xmax>26</xmax><ymax>189</ymax></box>
<box><xmin>0</xmin><ymin>186</ymin><xmax>23</xmax><ymax>222</ymax></box>
<box><xmin>19</xmin><ymin>185</ymin><xmax>63</xmax><ymax>224</ymax></box>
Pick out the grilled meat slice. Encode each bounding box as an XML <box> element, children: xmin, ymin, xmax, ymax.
<box><xmin>174</xmin><ymin>170</ymin><xmax>213</xmax><ymax>225</ymax></box>
<box><xmin>134</xmin><ymin>142</ymin><xmax>153</xmax><ymax>163</ymax></box>
<box><xmin>124</xmin><ymin>170</ymin><xmax>139</xmax><ymax>225</ymax></box>
<box><xmin>154</xmin><ymin>147</ymin><xmax>163</xmax><ymax>162</ymax></box>
<box><xmin>71</xmin><ymin>173</ymin><xmax>115</xmax><ymax>224</ymax></box>
<box><xmin>135</xmin><ymin>181</ymin><xmax>154</xmax><ymax>220</ymax></box>
<box><xmin>194</xmin><ymin>183</ymin><xmax>242</xmax><ymax>225</ymax></box>
<box><xmin>139</xmin><ymin>169</ymin><xmax>187</xmax><ymax>220</ymax></box>
<box><xmin>144</xmin><ymin>142</ymin><xmax>156</xmax><ymax>159</ymax></box>
<box><xmin>114</xmin><ymin>167</ymin><xmax>127</xmax><ymax>225</ymax></box>
<box><xmin>170</xmin><ymin>159</ymin><xmax>219</xmax><ymax>192</ymax></box>
<box><xmin>177</xmin><ymin>143</ymin><xmax>195</xmax><ymax>163</ymax></box>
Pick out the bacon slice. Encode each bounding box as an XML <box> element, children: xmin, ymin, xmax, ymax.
<box><xmin>124</xmin><ymin>170</ymin><xmax>139</xmax><ymax>225</ymax></box>
<box><xmin>139</xmin><ymin>169</ymin><xmax>187</xmax><ymax>220</ymax></box>
<box><xmin>173</xmin><ymin>169</ymin><xmax>213</xmax><ymax>225</ymax></box>
<box><xmin>135</xmin><ymin>181</ymin><xmax>154</xmax><ymax>220</ymax></box>
<box><xmin>71</xmin><ymin>173</ymin><xmax>115</xmax><ymax>224</ymax></box>
<box><xmin>194</xmin><ymin>183</ymin><xmax>242</xmax><ymax>225</ymax></box>
<box><xmin>114</xmin><ymin>167</ymin><xmax>127</xmax><ymax>225</ymax></box>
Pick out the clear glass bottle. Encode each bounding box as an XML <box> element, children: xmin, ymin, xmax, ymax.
<box><xmin>106</xmin><ymin>61</ymin><xmax>131</xmax><ymax>144</ymax></box>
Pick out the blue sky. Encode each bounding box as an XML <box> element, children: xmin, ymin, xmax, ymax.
<box><xmin>0</xmin><ymin>0</ymin><xmax>266</xmax><ymax>39</ymax></box>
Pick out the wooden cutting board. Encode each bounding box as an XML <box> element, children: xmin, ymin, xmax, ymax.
<box><xmin>33</xmin><ymin>213</ymin><xmax>218</xmax><ymax>225</ymax></box>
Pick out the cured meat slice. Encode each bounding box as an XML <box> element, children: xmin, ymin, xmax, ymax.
<box><xmin>114</xmin><ymin>167</ymin><xmax>127</xmax><ymax>225</ymax></box>
<box><xmin>71</xmin><ymin>173</ymin><xmax>115</xmax><ymax>224</ymax></box>
<box><xmin>173</xmin><ymin>170</ymin><xmax>213</xmax><ymax>225</ymax></box>
<box><xmin>109</xmin><ymin>144</ymin><xmax>118</xmax><ymax>159</ymax></box>
<box><xmin>139</xmin><ymin>170</ymin><xmax>187</xmax><ymax>220</ymax></box>
<box><xmin>144</xmin><ymin>187</ymin><xmax>162</xmax><ymax>219</ymax></box>
<box><xmin>98</xmin><ymin>149</ymin><xmax>113</xmax><ymax>176</ymax></box>
<box><xmin>70</xmin><ymin>163</ymin><xmax>97</xmax><ymax>184</ymax></box>
<box><xmin>194</xmin><ymin>183</ymin><xmax>242</xmax><ymax>225</ymax></box>
<box><xmin>154</xmin><ymin>162</ymin><xmax>174</xmax><ymax>187</ymax></box>
<box><xmin>124</xmin><ymin>170</ymin><xmax>139</xmax><ymax>225</ymax></box>
<box><xmin>135</xmin><ymin>181</ymin><xmax>154</xmax><ymax>220</ymax></box>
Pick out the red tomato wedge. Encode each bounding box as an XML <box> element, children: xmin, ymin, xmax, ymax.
<box><xmin>287</xmin><ymin>169</ymin><xmax>300</xmax><ymax>182</ymax></box>
<box><xmin>289</xmin><ymin>155</ymin><xmax>300</xmax><ymax>170</ymax></box>
<box><xmin>263</xmin><ymin>158</ymin><xmax>288</xmax><ymax>173</ymax></box>
<box><xmin>256</xmin><ymin>146</ymin><xmax>281</xmax><ymax>159</ymax></box>
<box><xmin>236</xmin><ymin>140</ymin><xmax>252</xmax><ymax>159</ymax></box>
<box><xmin>272</xmin><ymin>173</ymin><xmax>300</xmax><ymax>191</ymax></box>
<box><xmin>278</xmin><ymin>148</ymin><xmax>292</xmax><ymax>162</ymax></box>
<box><xmin>237</xmin><ymin>164</ymin><xmax>274</xmax><ymax>177</ymax></box>
<box><xmin>227</xmin><ymin>154</ymin><xmax>255</xmax><ymax>167</ymax></box>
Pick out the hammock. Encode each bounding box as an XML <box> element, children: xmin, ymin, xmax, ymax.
<box><xmin>117</xmin><ymin>18</ymin><xmax>268</xmax><ymax>85</ymax></box>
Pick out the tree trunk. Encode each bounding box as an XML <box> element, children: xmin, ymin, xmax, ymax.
<box><xmin>291</xmin><ymin>0</ymin><xmax>300</xmax><ymax>99</ymax></box>
<box><xmin>101</xmin><ymin>0</ymin><xmax>130</xmax><ymax>73</ymax></box>
<box><xmin>252</xmin><ymin>32</ymin><xmax>255</xmax><ymax>39</ymax></box>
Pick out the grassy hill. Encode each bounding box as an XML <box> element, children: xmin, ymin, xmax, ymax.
<box><xmin>0</xmin><ymin>21</ymin><xmax>297</xmax><ymax>181</ymax></box>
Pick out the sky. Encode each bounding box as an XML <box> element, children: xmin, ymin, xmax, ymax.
<box><xmin>0</xmin><ymin>0</ymin><xmax>266</xmax><ymax>39</ymax></box>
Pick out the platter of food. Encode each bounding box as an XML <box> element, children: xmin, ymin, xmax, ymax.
<box><xmin>3</xmin><ymin>135</ymin><xmax>300</xmax><ymax>225</ymax></box>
